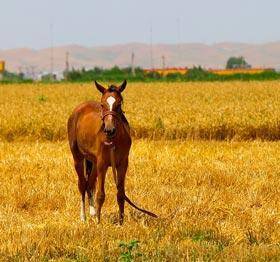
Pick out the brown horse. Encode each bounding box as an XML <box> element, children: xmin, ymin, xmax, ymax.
<box><xmin>67</xmin><ymin>80</ymin><xmax>157</xmax><ymax>224</ymax></box>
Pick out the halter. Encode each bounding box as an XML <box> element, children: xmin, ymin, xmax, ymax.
<box><xmin>101</xmin><ymin>107</ymin><xmax>123</xmax><ymax>147</ymax></box>
<box><xmin>101</xmin><ymin>110</ymin><xmax>122</xmax><ymax>121</ymax></box>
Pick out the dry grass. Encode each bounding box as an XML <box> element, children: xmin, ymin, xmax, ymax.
<box><xmin>1</xmin><ymin>81</ymin><xmax>280</xmax><ymax>141</ymax></box>
<box><xmin>1</xmin><ymin>82</ymin><xmax>280</xmax><ymax>260</ymax></box>
<box><xmin>0</xmin><ymin>140</ymin><xmax>280</xmax><ymax>260</ymax></box>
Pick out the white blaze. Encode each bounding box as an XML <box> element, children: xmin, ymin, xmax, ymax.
<box><xmin>106</xmin><ymin>96</ymin><xmax>116</xmax><ymax>111</ymax></box>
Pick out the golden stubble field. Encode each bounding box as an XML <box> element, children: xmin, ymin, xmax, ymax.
<box><xmin>1</xmin><ymin>81</ymin><xmax>280</xmax><ymax>141</ymax></box>
<box><xmin>0</xmin><ymin>82</ymin><xmax>280</xmax><ymax>260</ymax></box>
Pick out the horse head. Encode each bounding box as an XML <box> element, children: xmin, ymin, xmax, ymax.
<box><xmin>95</xmin><ymin>80</ymin><xmax>127</xmax><ymax>138</ymax></box>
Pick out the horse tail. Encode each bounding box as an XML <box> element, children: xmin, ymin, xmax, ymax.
<box><xmin>111</xmin><ymin>157</ymin><xmax>157</xmax><ymax>218</ymax></box>
<box><xmin>85</xmin><ymin>159</ymin><xmax>93</xmax><ymax>177</ymax></box>
<box><xmin>124</xmin><ymin>194</ymin><xmax>158</xmax><ymax>218</ymax></box>
<box><xmin>109</xmin><ymin>146</ymin><xmax>157</xmax><ymax>218</ymax></box>
<box><xmin>83</xmin><ymin>159</ymin><xmax>93</xmax><ymax>178</ymax></box>
<box><xmin>84</xmin><ymin>159</ymin><xmax>93</xmax><ymax>196</ymax></box>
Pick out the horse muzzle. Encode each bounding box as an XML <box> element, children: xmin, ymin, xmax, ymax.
<box><xmin>104</xmin><ymin>126</ymin><xmax>116</xmax><ymax>138</ymax></box>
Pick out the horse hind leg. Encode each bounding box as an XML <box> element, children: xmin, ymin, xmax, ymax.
<box><xmin>86</xmin><ymin>159</ymin><xmax>97</xmax><ymax>217</ymax></box>
<box><xmin>74</xmin><ymin>159</ymin><xmax>87</xmax><ymax>222</ymax></box>
<box><xmin>95</xmin><ymin>161</ymin><xmax>107</xmax><ymax>223</ymax></box>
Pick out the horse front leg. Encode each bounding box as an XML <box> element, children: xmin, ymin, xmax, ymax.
<box><xmin>74</xmin><ymin>159</ymin><xmax>87</xmax><ymax>222</ymax></box>
<box><xmin>86</xmin><ymin>160</ymin><xmax>97</xmax><ymax>218</ymax></box>
<box><xmin>116</xmin><ymin>158</ymin><xmax>128</xmax><ymax>225</ymax></box>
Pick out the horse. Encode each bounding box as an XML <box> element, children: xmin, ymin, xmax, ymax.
<box><xmin>67</xmin><ymin>80</ymin><xmax>157</xmax><ymax>224</ymax></box>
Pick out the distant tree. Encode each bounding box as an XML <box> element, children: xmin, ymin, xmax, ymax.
<box><xmin>93</xmin><ymin>67</ymin><xmax>103</xmax><ymax>74</ymax></box>
<box><xmin>145</xmin><ymin>71</ymin><xmax>161</xmax><ymax>79</ymax></box>
<box><xmin>18</xmin><ymin>72</ymin><xmax>25</xmax><ymax>80</ymax></box>
<box><xmin>186</xmin><ymin>66</ymin><xmax>211</xmax><ymax>79</ymax></box>
<box><xmin>67</xmin><ymin>69</ymin><xmax>82</xmax><ymax>81</ymax></box>
<box><xmin>0</xmin><ymin>70</ymin><xmax>32</xmax><ymax>83</ymax></box>
<box><xmin>226</xmin><ymin>56</ymin><xmax>251</xmax><ymax>69</ymax></box>
<box><xmin>41</xmin><ymin>73</ymin><xmax>57</xmax><ymax>82</ymax></box>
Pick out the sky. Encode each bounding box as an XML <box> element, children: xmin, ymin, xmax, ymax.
<box><xmin>0</xmin><ymin>0</ymin><xmax>279</xmax><ymax>49</ymax></box>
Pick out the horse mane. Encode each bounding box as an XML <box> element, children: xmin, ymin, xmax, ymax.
<box><xmin>108</xmin><ymin>85</ymin><xmax>119</xmax><ymax>92</ymax></box>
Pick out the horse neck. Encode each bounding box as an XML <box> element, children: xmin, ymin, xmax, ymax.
<box><xmin>116</xmin><ymin>117</ymin><xmax>130</xmax><ymax>137</ymax></box>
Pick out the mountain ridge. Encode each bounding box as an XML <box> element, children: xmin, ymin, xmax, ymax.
<box><xmin>1</xmin><ymin>42</ymin><xmax>280</xmax><ymax>73</ymax></box>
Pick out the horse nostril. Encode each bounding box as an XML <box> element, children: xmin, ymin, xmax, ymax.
<box><xmin>104</xmin><ymin>127</ymin><xmax>116</xmax><ymax>137</ymax></box>
<box><xmin>108</xmin><ymin>128</ymin><xmax>116</xmax><ymax>136</ymax></box>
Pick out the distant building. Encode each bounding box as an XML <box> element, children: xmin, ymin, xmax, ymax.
<box><xmin>0</xmin><ymin>61</ymin><xmax>5</xmax><ymax>72</ymax></box>
<box><xmin>37</xmin><ymin>71</ymin><xmax>64</xmax><ymax>81</ymax></box>
<box><xmin>0</xmin><ymin>61</ymin><xmax>5</xmax><ymax>80</ymax></box>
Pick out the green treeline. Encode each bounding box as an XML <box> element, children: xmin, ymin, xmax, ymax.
<box><xmin>0</xmin><ymin>71</ymin><xmax>33</xmax><ymax>83</ymax></box>
<box><xmin>65</xmin><ymin>66</ymin><xmax>280</xmax><ymax>82</ymax></box>
<box><xmin>1</xmin><ymin>66</ymin><xmax>280</xmax><ymax>83</ymax></box>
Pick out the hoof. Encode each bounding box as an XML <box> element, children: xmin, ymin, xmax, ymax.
<box><xmin>119</xmin><ymin>218</ymin><xmax>124</xmax><ymax>225</ymax></box>
<box><xmin>96</xmin><ymin>217</ymin><xmax>101</xmax><ymax>224</ymax></box>
<box><xmin>89</xmin><ymin>206</ymin><xmax>96</xmax><ymax>217</ymax></box>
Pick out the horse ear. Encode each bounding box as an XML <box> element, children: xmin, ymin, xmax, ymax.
<box><xmin>118</xmin><ymin>80</ymin><xmax>127</xmax><ymax>93</ymax></box>
<box><xmin>94</xmin><ymin>81</ymin><xmax>106</xmax><ymax>94</ymax></box>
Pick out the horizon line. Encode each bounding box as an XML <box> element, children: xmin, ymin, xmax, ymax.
<box><xmin>1</xmin><ymin>40</ymin><xmax>280</xmax><ymax>51</ymax></box>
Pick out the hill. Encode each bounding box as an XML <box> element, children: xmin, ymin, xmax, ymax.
<box><xmin>1</xmin><ymin>42</ymin><xmax>280</xmax><ymax>73</ymax></box>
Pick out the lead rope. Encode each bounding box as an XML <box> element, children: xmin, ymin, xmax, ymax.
<box><xmin>103</xmin><ymin>141</ymin><xmax>118</xmax><ymax>185</ymax></box>
<box><xmin>109</xmin><ymin>144</ymin><xmax>118</xmax><ymax>185</ymax></box>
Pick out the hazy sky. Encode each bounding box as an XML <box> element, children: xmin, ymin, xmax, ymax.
<box><xmin>1</xmin><ymin>0</ymin><xmax>279</xmax><ymax>49</ymax></box>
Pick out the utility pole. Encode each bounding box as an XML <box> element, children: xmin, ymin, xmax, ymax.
<box><xmin>162</xmin><ymin>55</ymin><xmax>166</xmax><ymax>70</ymax></box>
<box><xmin>50</xmin><ymin>23</ymin><xmax>54</xmax><ymax>81</ymax></box>
<box><xmin>150</xmin><ymin>24</ymin><xmax>154</xmax><ymax>69</ymax></box>
<box><xmin>24</xmin><ymin>65</ymin><xmax>30</xmax><ymax>78</ymax></box>
<box><xmin>131</xmin><ymin>52</ymin><xmax>135</xmax><ymax>76</ymax></box>
<box><xmin>64</xmin><ymin>51</ymin><xmax>70</xmax><ymax>80</ymax></box>
<box><xmin>30</xmin><ymin>65</ymin><xmax>36</xmax><ymax>80</ymax></box>
<box><xmin>177</xmin><ymin>18</ymin><xmax>181</xmax><ymax>67</ymax></box>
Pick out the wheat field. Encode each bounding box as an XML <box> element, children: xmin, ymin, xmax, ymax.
<box><xmin>1</xmin><ymin>81</ymin><xmax>280</xmax><ymax>141</ymax></box>
<box><xmin>0</xmin><ymin>82</ymin><xmax>280</xmax><ymax>260</ymax></box>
